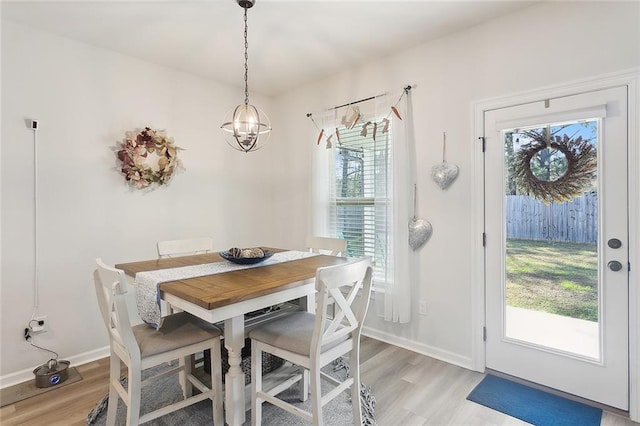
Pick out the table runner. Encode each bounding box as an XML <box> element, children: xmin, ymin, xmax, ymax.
<box><xmin>135</xmin><ymin>251</ymin><xmax>318</xmax><ymax>329</ymax></box>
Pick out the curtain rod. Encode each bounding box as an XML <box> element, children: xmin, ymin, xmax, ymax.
<box><xmin>328</xmin><ymin>93</ymin><xmax>386</xmax><ymax>111</ymax></box>
<box><xmin>306</xmin><ymin>85</ymin><xmax>412</xmax><ymax>117</ymax></box>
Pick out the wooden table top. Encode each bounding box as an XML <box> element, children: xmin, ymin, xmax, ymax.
<box><xmin>115</xmin><ymin>248</ymin><xmax>349</xmax><ymax>310</ymax></box>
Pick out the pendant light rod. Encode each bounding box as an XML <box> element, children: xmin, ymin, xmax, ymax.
<box><xmin>242</xmin><ymin>6</ymin><xmax>249</xmax><ymax>105</ymax></box>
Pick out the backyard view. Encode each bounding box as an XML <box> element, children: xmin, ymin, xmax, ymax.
<box><xmin>504</xmin><ymin>120</ymin><xmax>599</xmax><ymax>326</ymax></box>
<box><xmin>506</xmin><ymin>239</ymin><xmax>598</xmax><ymax>322</ymax></box>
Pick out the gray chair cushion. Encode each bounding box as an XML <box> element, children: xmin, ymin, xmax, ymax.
<box><xmin>133</xmin><ymin>312</ymin><xmax>222</xmax><ymax>358</ymax></box>
<box><xmin>249</xmin><ymin>312</ymin><xmax>348</xmax><ymax>356</ymax></box>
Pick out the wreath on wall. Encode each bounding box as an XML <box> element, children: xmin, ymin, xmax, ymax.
<box><xmin>116</xmin><ymin>127</ymin><xmax>183</xmax><ymax>189</ymax></box>
<box><xmin>513</xmin><ymin>132</ymin><xmax>596</xmax><ymax>204</ymax></box>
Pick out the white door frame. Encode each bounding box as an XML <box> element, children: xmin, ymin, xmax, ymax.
<box><xmin>471</xmin><ymin>68</ymin><xmax>640</xmax><ymax>421</ymax></box>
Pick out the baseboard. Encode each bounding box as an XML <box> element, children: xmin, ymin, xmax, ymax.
<box><xmin>362</xmin><ymin>326</ymin><xmax>473</xmax><ymax>370</ymax></box>
<box><xmin>2</xmin><ymin>332</ymin><xmax>472</xmax><ymax>388</ymax></box>
<box><xmin>0</xmin><ymin>345</ymin><xmax>110</xmax><ymax>389</ymax></box>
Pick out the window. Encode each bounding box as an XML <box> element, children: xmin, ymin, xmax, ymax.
<box><xmin>331</xmin><ymin>120</ymin><xmax>390</xmax><ymax>288</ymax></box>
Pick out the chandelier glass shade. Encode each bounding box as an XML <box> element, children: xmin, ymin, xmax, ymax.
<box><xmin>221</xmin><ymin>0</ymin><xmax>271</xmax><ymax>153</ymax></box>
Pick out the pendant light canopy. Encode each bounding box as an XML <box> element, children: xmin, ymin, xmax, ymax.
<box><xmin>221</xmin><ymin>0</ymin><xmax>271</xmax><ymax>153</ymax></box>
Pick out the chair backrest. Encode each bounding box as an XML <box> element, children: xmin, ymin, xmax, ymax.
<box><xmin>157</xmin><ymin>237</ymin><xmax>214</xmax><ymax>258</ymax></box>
<box><xmin>311</xmin><ymin>257</ymin><xmax>373</xmax><ymax>356</ymax></box>
<box><xmin>94</xmin><ymin>258</ymin><xmax>140</xmax><ymax>361</ymax></box>
<box><xmin>305</xmin><ymin>236</ymin><xmax>347</xmax><ymax>257</ymax></box>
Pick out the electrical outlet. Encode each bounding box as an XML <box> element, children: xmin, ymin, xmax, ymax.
<box><xmin>30</xmin><ymin>316</ymin><xmax>47</xmax><ymax>333</ymax></box>
<box><xmin>418</xmin><ymin>300</ymin><xmax>427</xmax><ymax>315</ymax></box>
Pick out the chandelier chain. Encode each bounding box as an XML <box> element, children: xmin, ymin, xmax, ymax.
<box><xmin>243</xmin><ymin>7</ymin><xmax>249</xmax><ymax>105</ymax></box>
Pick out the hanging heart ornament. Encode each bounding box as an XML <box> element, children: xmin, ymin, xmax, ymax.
<box><xmin>409</xmin><ymin>217</ymin><xmax>432</xmax><ymax>250</ymax></box>
<box><xmin>431</xmin><ymin>132</ymin><xmax>459</xmax><ymax>190</ymax></box>
<box><xmin>431</xmin><ymin>162</ymin><xmax>459</xmax><ymax>190</ymax></box>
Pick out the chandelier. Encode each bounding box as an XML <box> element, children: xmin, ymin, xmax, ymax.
<box><xmin>221</xmin><ymin>0</ymin><xmax>272</xmax><ymax>153</ymax></box>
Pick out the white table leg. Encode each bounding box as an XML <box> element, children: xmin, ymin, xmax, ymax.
<box><xmin>300</xmin><ymin>291</ymin><xmax>316</xmax><ymax>313</ymax></box>
<box><xmin>224</xmin><ymin>315</ymin><xmax>246</xmax><ymax>426</ymax></box>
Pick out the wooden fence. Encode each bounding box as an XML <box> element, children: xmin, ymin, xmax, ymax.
<box><xmin>506</xmin><ymin>193</ymin><xmax>598</xmax><ymax>243</ymax></box>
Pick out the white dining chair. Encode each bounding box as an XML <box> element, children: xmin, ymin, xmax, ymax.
<box><xmin>249</xmin><ymin>257</ymin><xmax>373</xmax><ymax>426</ymax></box>
<box><xmin>306</xmin><ymin>236</ymin><xmax>348</xmax><ymax>321</ymax></box>
<box><xmin>305</xmin><ymin>235</ymin><xmax>347</xmax><ymax>257</ymax></box>
<box><xmin>94</xmin><ymin>258</ymin><xmax>224</xmax><ymax>425</ymax></box>
<box><xmin>157</xmin><ymin>237</ymin><xmax>214</xmax><ymax>258</ymax></box>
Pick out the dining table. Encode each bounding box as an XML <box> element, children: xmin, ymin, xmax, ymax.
<box><xmin>115</xmin><ymin>247</ymin><xmax>348</xmax><ymax>426</ymax></box>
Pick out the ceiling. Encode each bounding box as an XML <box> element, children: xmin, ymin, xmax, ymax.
<box><xmin>2</xmin><ymin>1</ymin><xmax>536</xmax><ymax>96</ymax></box>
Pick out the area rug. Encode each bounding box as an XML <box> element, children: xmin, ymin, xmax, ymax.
<box><xmin>87</xmin><ymin>359</ymin><xmax>375</xmax><ymax>425</ymax></box>
<box><xmin>0</xmin><ymin>367</ymin><xmax>82</xmax><ymax>407</ymax></box>
<box><xmin>467</xmin><ymin>374</ymin><xmax>602</xmax><ymax>426</ymax></box>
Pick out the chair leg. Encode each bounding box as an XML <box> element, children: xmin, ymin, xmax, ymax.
<box><xmin>251</xmin><ymin>340</ymin><xmax>263</xmax><ymax>426</ymax></box>
<box><xmin>350</xmin><ymin>350</ymin><xmax>363</xmax><ymax>426</ymax></box>
<box><xmin>210</xmin><ymin>339</ymin><xmax>224</xmax><ymax>425</ymax></box>
<box><xmin>299</xmin><ymin>369</ymin><xmax>309</xmax><ymax>402</ymax></box>
<box><xmin>181</xmin><ymin>355</ymin><xmax>193</xmax><ymax>399</ymax></box>
<box><xmin>310</xmin><ymin>364</ymin><xmax>323</xmax><ymax>426</ymax></box>
<box><xmin>126</xmin><ymin>365</ymin><xmax>142</xmax><ymax>426</ymax></box>
<box><xmin>106</xmin><ymin>353</ymin><xmax>120</xmax><ymax>426</ymax></box>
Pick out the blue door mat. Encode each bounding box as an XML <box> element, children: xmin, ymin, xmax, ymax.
<box><xmin>467</xmin><ymin>374</ymin><xmax>602</xmax><ymax>426</ymax></box>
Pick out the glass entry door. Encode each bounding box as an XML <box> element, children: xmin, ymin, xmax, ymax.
<box><xmin>484</xmin><ymin>86</ymin><xmax>629</xmax><ymax>409</ymax></box>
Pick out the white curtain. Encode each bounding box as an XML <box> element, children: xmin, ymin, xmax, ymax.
<box><xmin>309</xmin><ymin>111</ymin><xmax>337</xmax><ymax>238</ymax></box>
<box><xmin>309</xmin><ymin>90</ymin><xmax>415</xmax><ymax>323</ymax></box>
<box><xmin>381</xmin><ymin>90</ymin><xmax>415</xmax><ymax>323</ymax></box>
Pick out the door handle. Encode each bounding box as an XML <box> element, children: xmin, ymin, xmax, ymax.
<box><xmin>608</xmin><ymin>260</ymin><xmax>623</xmax><ymax>272</ymax></box>
<box><xmin>608</xmin><ymin>238</ymin><xmax>622</xmax><ymax>249</ymax></box>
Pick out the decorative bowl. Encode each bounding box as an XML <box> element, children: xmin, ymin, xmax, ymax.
<box><xmin>219</xmin><ymin>248</ymin><xmax>274</xmax><ymax>265</ymax></box>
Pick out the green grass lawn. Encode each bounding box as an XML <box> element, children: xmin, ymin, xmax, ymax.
<box><xmin>506</xmin><ymin>239</ymin><xmax>598</xmax><ymax>321</ymax></box>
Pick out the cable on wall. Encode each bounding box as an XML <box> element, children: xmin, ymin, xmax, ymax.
<box><xmin>31</xmin><ymin>120</ymin><xmax>40</xmax><ymax>318</ymax></box>
<box><xmin>24</xmin><ymin>119</ymin><xmax>61</xmax><ymax>360</ymax></box>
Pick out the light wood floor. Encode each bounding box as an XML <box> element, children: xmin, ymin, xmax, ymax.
<box><xmin>1</xmin><ymin>337</ymin><xmax>637</xmax><ymax>425</ymax></box>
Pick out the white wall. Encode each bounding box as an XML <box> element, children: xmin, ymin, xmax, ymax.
<box><xmin>0</xmin><ymin>21</ymin><xmax>282</xmax><ymax>382</ymax></box>
<box><xmin>2</xmin><ymin>1</ymin><xmax>638</xmax><ymax>385</ymax></box>
<box><xmin>271</xmin><ymin>2</ymin><xmax>640</xmax><ymax>367</ymax></box>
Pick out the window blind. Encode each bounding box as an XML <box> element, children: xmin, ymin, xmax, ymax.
<box><xmin>330</xmin><ymin>121</ymin><xmax>390</xmax><ymax>284</ymax></box>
